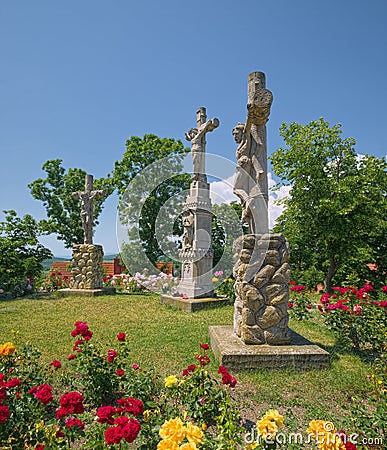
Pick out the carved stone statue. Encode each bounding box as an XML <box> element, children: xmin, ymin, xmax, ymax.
<box><xmin>232</xmin><ymin>72</ymin><xmax>273</xmax><ymax>234</ymax></box>
<box><xmin>185</xmin><ymin>107</ymin><xmax>219</xmax><ymax>183</ymax></box>
<box><xmin>72</xmin><ymin>174</ymin><xmax>106</xmax><ymax>245</ymax></box>
<box><xmin>182</xmin><ymin>210</ymin><xmax>194</xmax><ymax>249</ymax></box>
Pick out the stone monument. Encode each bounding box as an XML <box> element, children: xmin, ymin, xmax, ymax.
<box><xmin>178</xmin><ymin>107</ymin><xmax>218</xmax><ymax>299</ymax></box>
<box><xmin>209</xmin><ymin>72</ymin><xmax>330</xmax><ymax>369</ymax></box>
<box><xmin>64</xmin><ymin>174</ymin><xmax>109</xmax><ymax>294</ymax></box>
<box><xmin>160</xmin><ymin>108</ymin><xmax>229</xmax><ymax>311</ymax></box>
<box><xmin>231</xmin><ymin>72</ymin><xmax>291</xmax><ymax>345</ymax></box>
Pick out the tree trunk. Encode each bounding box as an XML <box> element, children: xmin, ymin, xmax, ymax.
<box><xmin>324</xmin><ymin>257</ymin><xmax>338</xmax><ymax>294</ymax></box>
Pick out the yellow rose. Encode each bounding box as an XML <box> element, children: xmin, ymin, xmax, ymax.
<box><xmin>159</xmin><ymin>418</ymin><xmax>186</xmax><ymax>444</ymax></box>
<box><xmin>212</xmin><ymin>277</ymin><xmax>218</xmax><ymax>282</ymax></box>
<box><xmin>157</xmin><ymin>439</ymin><xmax>180</xmax><ymax>450</ymax></box>
<box><xmin>185</xmin><ymin>422</ymin><xmax>204</xmax><ymax>445</ymax></box>
<box><xmin>307</xmin><ymin>420</ymin><xmax>336</xmax><ymax>438</ymax></box>
<box><xmin>307</xmin><ymin>420</ymin><xmax>329</xmax><ymax>436</ymax></box>
<box><xmin>165</xmin><ymin>375</ymin><xmax>179</xmax><ymax>388</ymax></box>
<box><xmin>179</xmin><ymin>443</ymin><xmax>197</xmax><ymax>450</ymax></box>
<box><xmin>0</xmin><ymin>342</ymin><xmax>16</xmax><ymax>356</ymax></box>
<box><xmin>256</xmin><ymin>417</ymin><xmax>278</xmax><ymax>441</ymax></box>
<box><xmin>263</xmin><ymin>409</ymin><xmax>284</xmax><ymax>427</ymax></box>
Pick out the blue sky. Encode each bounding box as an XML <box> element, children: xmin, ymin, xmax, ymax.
<box><xmin>1</xmin><ymin>0</ymin><xmax>386</xmax><ymax>256</ymax></box>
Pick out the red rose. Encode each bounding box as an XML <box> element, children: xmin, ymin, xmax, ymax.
<box><xmin>132</xmin><ymin>364</ymin><xmax>139</xmax><ymax>370</ymax></box>
<box><xmin>105</xmin><ymin>426</ymin><xmax>123</xmax><ymax>445</ymax></box>
<box><xmin>6</xmin><ymin>378</ymin><xmax>21</xmax><ymax>388</ymax></box>
<box><xmin>71</xmin><ymin>321</ymin><xmax>93</xmax><ymax>341</ymax></box>
<box><xmin>218</xmin><ymin>366</ymin><xmax>228</xmax><ymax>374</ymax></box>
<box><xmin>65</xmin><ymin>417</ymin><xmax>85</xmax><ymax>429</ymax></box>
<box><xmin>56</xmin><ymin>391</ymin><xmax>84</xmax><ymax>418</ymax></box>
<box><xmin>68</xmin><ymin>354</ymin><xmax>77</xmax><ymax>360</ymax></box>
<box><xmin>51</xmin><ymin>360</ymin><xmax>62</xmax><ymax>369</ymax></box>
<box><xmin>116</xmin><ymin>369</ymin><xmax>125</xmax><ymax>377</ymax></box>
<box><xmin>182</xmin><ymin>364</ymin><xmax>197</xmax><ymax>376</ymax></box>
<box><xmin>117</xmin><ymin>332</ymin><xmax>126</xmax><ymax>342</ymax></box>
<box><xmin>117</xmin><ymin>397</ymin><xmax>144</xmax><ymax>417</ymax></box>
<box><xmin>0</xmin><ymin>405</ymin><xmax>10</xmax><ymax>422</ymax></box>
<box><xmin>32</xmin><ymin>384</ymin><xmax>53</xmax><ymax>405</ymax></box>
<box><xmin>200</xmin><ymin>343</ymin><xmax>210</xmax><ymax>350</ymax></box>
<box><xmin>97</xmin><ymin>405</ymin><xmax>117</xmax><ymax>424</ymax></box>
<box><xmin>122</xmin><ymin>417</ymin><xmax>141</xmax><ymax>443</ymax></box>
<box><xmin>107</xmin><ymin>349</ymin><xmax>118</xmax><ymax>363</ymax></box>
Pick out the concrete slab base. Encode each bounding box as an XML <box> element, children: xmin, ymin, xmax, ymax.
<box><xmin>56</xmin><ymin>287</ymin><xmax>116</xmax><ymax>297</ymax></box>
<box><xmin>160</xmin><ymin>295</ymin><xmax>230</xmax><ymax>312</ymax></box>
<box><xmin>209</xmin><ymin>325</ymin><xmax>330</xmax><ymax>370</ymax></box>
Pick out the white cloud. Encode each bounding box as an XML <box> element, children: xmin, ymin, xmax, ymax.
<box><xmin>210</xmin><ymin>175</ymin><xmax>237</xmax><ymax>205</ymax></box>
<box><xmin>210</xmin><ymin>172</ymin><xmax>291</xmax><ymax>230</ymax></box>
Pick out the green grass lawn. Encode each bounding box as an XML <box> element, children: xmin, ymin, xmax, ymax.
<box><xmin>0</xmin><ymin>293</ymin><xmax>373</xmax><ymax>437</ymax></box>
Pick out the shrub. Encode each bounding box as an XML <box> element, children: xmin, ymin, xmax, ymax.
<box><xmin>318</xmin><ymin>284</ymin><xmax>387</xmax><ymax>355</ymax></box>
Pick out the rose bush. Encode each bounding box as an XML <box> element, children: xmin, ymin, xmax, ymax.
<box><xmin>318</xmin><ymin>284</ymin><xmax>387</xmax><ymax>355</ymax></box>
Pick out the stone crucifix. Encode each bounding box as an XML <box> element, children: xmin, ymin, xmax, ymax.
<box><xmin>185</xmin><ymin>107</ymin><xmax>219</xmax><ymax>183</ymax></box>
<box><xmin>72</xmin><ymin>174</ymin><xmax>106</xmax><ymax>245</ymax></box>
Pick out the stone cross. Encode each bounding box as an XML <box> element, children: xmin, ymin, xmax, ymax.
<box><xmin>232</xmin><ymin>72</ymin><xmax>273</xmax><ymax>234</ymax></box>
<box><xmin>72</xmin><ymin>174</ymin><xmax>106</xmax><ymax>244</ymax></box>
<box><xmin>185</xmin><ymin>107</ymin><xmax>219</xmax><ymax>182</ymax></box>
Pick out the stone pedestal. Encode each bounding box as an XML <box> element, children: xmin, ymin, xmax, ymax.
<box><xmin>160</xmin><ymin>294</ymin><xmax>230</xmax><ymax>312</ymax></box>
<box><xmin>233</xmin><ymin>234</ymin><xmax>291</xmax><ymax>345</ymax></box>
<box><xmin>69</xmin><ymin>244</ymin><xmax>104</xmax><ymax>290</ymax></box>
<box><xmin>179</xmin><ymin>181</ymin><xmax>214</xmax><ymax>298</ymax></box>
<box><xmin>209</xmin><ymin>326</ymin><xmax>330</xmax><ymax>370</ymax></box>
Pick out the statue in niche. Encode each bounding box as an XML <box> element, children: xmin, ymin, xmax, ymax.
<box><xmin>182</xmin><ymin>211</ymin><xmax>194</xmax><ymax>250</ymax></box>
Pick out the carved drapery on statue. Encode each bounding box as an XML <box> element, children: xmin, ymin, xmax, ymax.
<box><xmin>72</xmin><ymin>174</ymin><xmax>106</xmax><ymax>245</ymax></box>
<box><xmin>232</xmin><ymin>72</ymin><xmax>273</xmax><ymax>235</ymax></box>
<box><xmin>232</xmin><ymin>72</ymin><xmax>291</xmax><ymax>345</ymax></box>
<box><xmin>185</xmin><ymin>107</ymin><xmax>219</xmax><ymax>183</ymax></box>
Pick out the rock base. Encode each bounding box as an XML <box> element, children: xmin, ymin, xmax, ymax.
<box><xmin>209</xmin><ymin>325</ymin><xmax>330</xmax><ymax>370</ymax></box>
<box><xmin>160</xmin><ymin>295</ymin><xmax>230</xmax><ymax>313</ymax></box>
<box><xmin>70</xmin><ymin>244</ymin><xmax>104</xmax><ymax>290</ymax></box>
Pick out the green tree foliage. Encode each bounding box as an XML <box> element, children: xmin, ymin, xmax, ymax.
<box><xmin>270</xmin><ymin>118</ymin><xmax>387</xmax><ymax>292</ymax></box>
<box><xmin>29</xmin><ymin>159</ymin><xmax>113</xmax><ymax>248</ymax></box>
<box><xmin>0</xmin><ymin>210</ymin><xmax>52</xmax><ymax>297</ymax></box>
<box><xmin>113</xmin><ymin>134</ymin><xmax>190</xmax><ymax>267</ymax></box>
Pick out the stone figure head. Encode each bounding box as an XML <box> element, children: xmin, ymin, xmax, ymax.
<box><xmin>196</xmin><ymin>107</ymin><xmax>206</xmax><ymax>126</ymax></box>
<box><xmin>232</xmin><ymin>123</ymin><xmax>245</xmax><ymax>144</ymax></box>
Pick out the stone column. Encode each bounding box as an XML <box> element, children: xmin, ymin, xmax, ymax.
<box><xmin>69</xmin><ymin>244</ymin><xmax>104</xmax><ymax>290</ymax></box>
<box><xmin>179</xmin><ymin>107</ymin><xmax>219</xmax><ymax>298</ymax></box>
<box><xmin>233</xmin><ymin>234</ymin><xmax>291</xmax><ymax>345</ymax></box>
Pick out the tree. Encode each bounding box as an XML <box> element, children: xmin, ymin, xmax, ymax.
<box><xmin>29</xmin><ymin>159</ymin><xmax>113</xmax><ymax>248</ymax></box>
<box><xmin>0</xmin><ymin>210</ymin><xmax>52</xmax><ymax>297</ymax></box>
<box><xmin>270</xmin><ymin>118</ymin><xmax>387</xmax><ymax>292</ymax></box>
<box><xmin>113</xmin><ymin>134</ymin><xmax>190</xmax><ymax>269</ymax></box>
